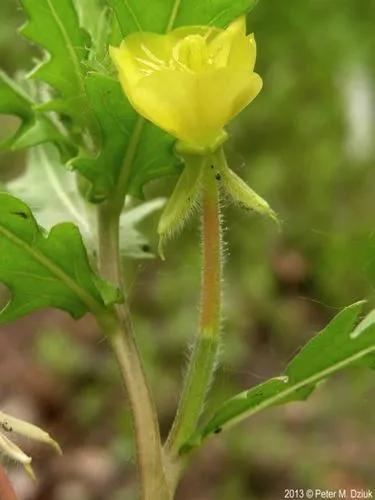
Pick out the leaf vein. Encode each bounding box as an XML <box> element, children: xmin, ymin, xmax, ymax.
<box><xmin>0</xmin><ymin>225</ymin><xmax>102</xmax><ymax>314</ymax></box>
<box><xmin>45</xmin><ymin>0</ymin><xmax>85</xmax><ymax>93</ymax></box>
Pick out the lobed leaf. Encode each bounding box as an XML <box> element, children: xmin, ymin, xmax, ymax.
<box><xmin>186</xmin><ymin>302</ymin><xmax>375</xmax><ymax>450</ymax></box>
<box><xmin>107</xmin><ymin>0</ymin><xmax>259</xmax><ymax>35</ymax></box>
<box><xmin>19</xmin><ymin>0</ymin><xmax>90</xmax><ymax>124</ymax></box>
<box><xmin>73</xmin><ymin>0</ymin><xmax>112</xmax><ymax>68</ymax></box>
<box><xmin>7</xmin><ymin>143</ymin><xmax>163</xmax><ymax>259</ymax></box>
<box><xmin>7</xmin><ymin>144</ymin><xmax>92</xmax><ymax>238</ymax></box>
<box><xmin>0</xmin><ymin>193</ymin><xmax>115</xmax><ymax>323</ymax></box>
<box><xmin>70</xmin><ymin>73</ymin><xmax>137</xmax><ymax>201</ymax></box>
<box><xmin>70</xmin><ymin>72</ymin><xmax>178</xmax><ymax>201</ymax></box>
<box><xmin>0</xmin><ymin>71</ymin><xmax>72</xmax><ymax>156</ymax></box>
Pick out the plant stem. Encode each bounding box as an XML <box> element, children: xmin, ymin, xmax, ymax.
<box><xmin>165</xmin><ymin>163</ymin><xmax>222</xmax><ymax>458</ymax></box>
<box><xmin>0</xmin><ymin>465</ymin><xmax>17</xmax><ymax>500</ymax></box>
<box><xmin>97</xmin><ymin>203</ymin><xmax>171</xmax><ymax>500</ymax></box>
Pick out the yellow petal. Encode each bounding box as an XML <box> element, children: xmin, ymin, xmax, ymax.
<box><xmin>227</xmin><ymin>33</ymin><xmax>257</xmax><ymax>72</ymax></box>
<box><xmin>190</xmin><ymin>69</ymin><xmax>263</xmax><ymax>135</ymax></box>
<box><xmin>208</xmin><ymin>16</ymin><xmax>255</xmax><ymax>72</ymax></box>
<box><xmin>228</xmin><ymin>71</ymin><xmax>263</xmax><ymax>118</ymax></box>
<box><xmin>109</xmin><ymin>33</ymin><xmax>172</xmax><ymax>87</ymax></box>
<box><xmin>227</xmin><ymin>16</ymin><xmax>247</xmax><ymax>37</ymax></box>
<box><xmin>131</xmin><ymin>70</ymin><xmax>199</xmax><ymax>143</ymax></box>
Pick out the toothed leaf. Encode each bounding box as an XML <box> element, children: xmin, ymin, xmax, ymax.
<box><xmin>7</xmin><ymin>143</ymin><xmax>162</xmax><ymax>260</ymax></box>
<box><xmin>0</xmin><ymin>71</ymin><xmax>72</xmax><ymax>156</ymax></box>
<box><xmin>0</xmin><ymin>193</ymin><xmax>114</xmax><ymax>323</ymax></box>
<box><xmin>187</xmin><ymin>302</ymin><xmax>375</xmax><ymax>450</ymax></box>
<box><xmin>107</xmin><ymin>0</ymin><xmax>259</xmax><ymax>35</ymax></box>
<box><xmin>73</xmin><ymin>0</ymin><xmax>112</xmax><ymax>66</ymax></box>
<box><xmin>7</xmin><ymin>144</ymin><xmax>92</xmax><ymax>238</ymax></box>
<box><xmin>70</xmin><ymin>73</ymin><xmax>179</xmax><ymax>201</ymax></box>
<box><xmin>19</xmin><ymin>0</ymin><xmax>90</xmax><ymax>124</ymax></box>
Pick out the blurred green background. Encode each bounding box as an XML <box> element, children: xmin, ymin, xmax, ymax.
<box><xmin>0</xmin><ymin>1</ymin><xmax>374</xmax><ymax>499</ymax></box>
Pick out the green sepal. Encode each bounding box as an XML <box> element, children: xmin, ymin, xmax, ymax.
<box><xmin>214</xmin><ymin>148</ymin><xmax>279</xmax><ymax>225</ymax></box>
<box><xmin>158</xmin><ymin>155</ymin><xmax>206</xmax><ymax>259</ymax></box>
<box><xmin>175</xmin><ymin>130</ymin><xmax>228</xmax><ymax>157</ymax></box>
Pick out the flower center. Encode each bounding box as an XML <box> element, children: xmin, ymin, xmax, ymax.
<box><xmin>172</xmin><ymin>35</ymin><xmax>210</xmax><ymax>72</ymax></box>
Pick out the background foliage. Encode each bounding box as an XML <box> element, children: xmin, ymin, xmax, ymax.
<box><xmin>0</xmin><ymin>0</ymin><xmax>374</xmax><ymax>499</ymax></box>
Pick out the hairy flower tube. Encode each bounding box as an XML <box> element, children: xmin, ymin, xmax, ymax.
<box><xmin>0</xmin><ymin>410</ymin><xmax>61</xmax><ymax>479</ymax></box>
<box><xmin>110</xmin><ymin>16</ymin><xmax>262</xmax><ymax>153</ymax></box>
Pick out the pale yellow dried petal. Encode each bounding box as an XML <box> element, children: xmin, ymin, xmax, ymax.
<box><xmin>0</xmin><ymin>411</ymin><xmax>62</xmax><ymax>454</ymax></box>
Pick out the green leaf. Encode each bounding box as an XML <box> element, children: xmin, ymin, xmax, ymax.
<box><xmin>107</xmin><ymin>0</ymin><xmax>259</xmax><ymax>35</ymax></box>
<box><xmin>0</xmin><ymin>71</ymin><xmax>72</xmax><ymax>156</ymax></box>
<box><xmin>7</xmin><ymin>144</ymin><xmax>92</xmax><ymax>238</ymax></box>
<box><xmin>19</xmin><ymin>0</ymin><xmax>90</xmax><ymax>123</ymax></box>
<box><xmin>73</xmin><ymin>0</ymin><xmax>112</xmax><ymax>67</ymax></box>
<box><xmin>70</xmin><ymin>73</ymin><xmax>178</xmax><ymax>201</ymax></box>
<box><xmin>0</xmin><ymin>192</ymin><xmax>110</xmax><ymax>323</ymax></box>
<box><xmin>188</xmin><ymin>302</ymin><xmax>375</xmax><ymax>449</ymax></box>
<box><xmin>7</xmin><ymin>143</ymin><xmax>163</xmax><ymax>260</ymax></box>
<box><xmin>70</xmin><ymin>73</ymin><xmax>138</xmax><ymax>201</ymax></box>
<box><xmin>120</xmin><ymin>198</ymin><xmax>166</xmax><ymax>259</ymax></box>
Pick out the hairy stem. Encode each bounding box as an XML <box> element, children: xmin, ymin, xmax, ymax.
<box><xmin>165</xmin><ymin>164</ymin><xmax>222</xmax><ymax>459</ymax></box>
<box><xmin>97</xmin><ymin>203</ymin><xmax>170</xmax><ymax>500</ymax></box>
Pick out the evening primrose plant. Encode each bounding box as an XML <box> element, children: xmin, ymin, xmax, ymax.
<box><xmin>0</xmin><ymin>1</ymin><xmax>374</xmax><ymax>499</ymax></box>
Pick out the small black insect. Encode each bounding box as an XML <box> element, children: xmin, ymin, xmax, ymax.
<box><xmin>215</xmin><ymin>173</ymin><xmax>221</xmax><ymax>181</ymax></box>
<box><xmin>141</xmin><ymin>244</ymin><xmax>151</xmax><ymax>253</ymax></box>
<box><xmin>214</xmin><ymin>427</ymin><xmax>222</xmax><ymax>434</ymax></box>
<box><xmin>210</xmin><ymin>164</ymin><xmax>214</xmax><ymax>169</ymax></box>
<box><xmin>11</xmin><ymin>210</ymin><xmax>28</xmax><ymax>219</ymax></box>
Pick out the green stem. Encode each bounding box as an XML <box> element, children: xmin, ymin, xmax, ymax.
<box><xmin>112</xmin><ymin>117</ymin><xmax>144</xmax><ymax>214</ymax></box>
<box><xmin>165</xmin><ymin>163</ymin><xmax>222</xmax><ymax>458</ymax></box>
<box><xmin>97</xmin><ymin>203</ymin><xmax>171</xmax><ymax>500</ymax></box>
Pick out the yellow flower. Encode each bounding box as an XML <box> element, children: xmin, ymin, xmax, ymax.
<box><xmin>109</xmin><ymin>17</ymin><xmax>262</xmax><ymax>152</ymax></box>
